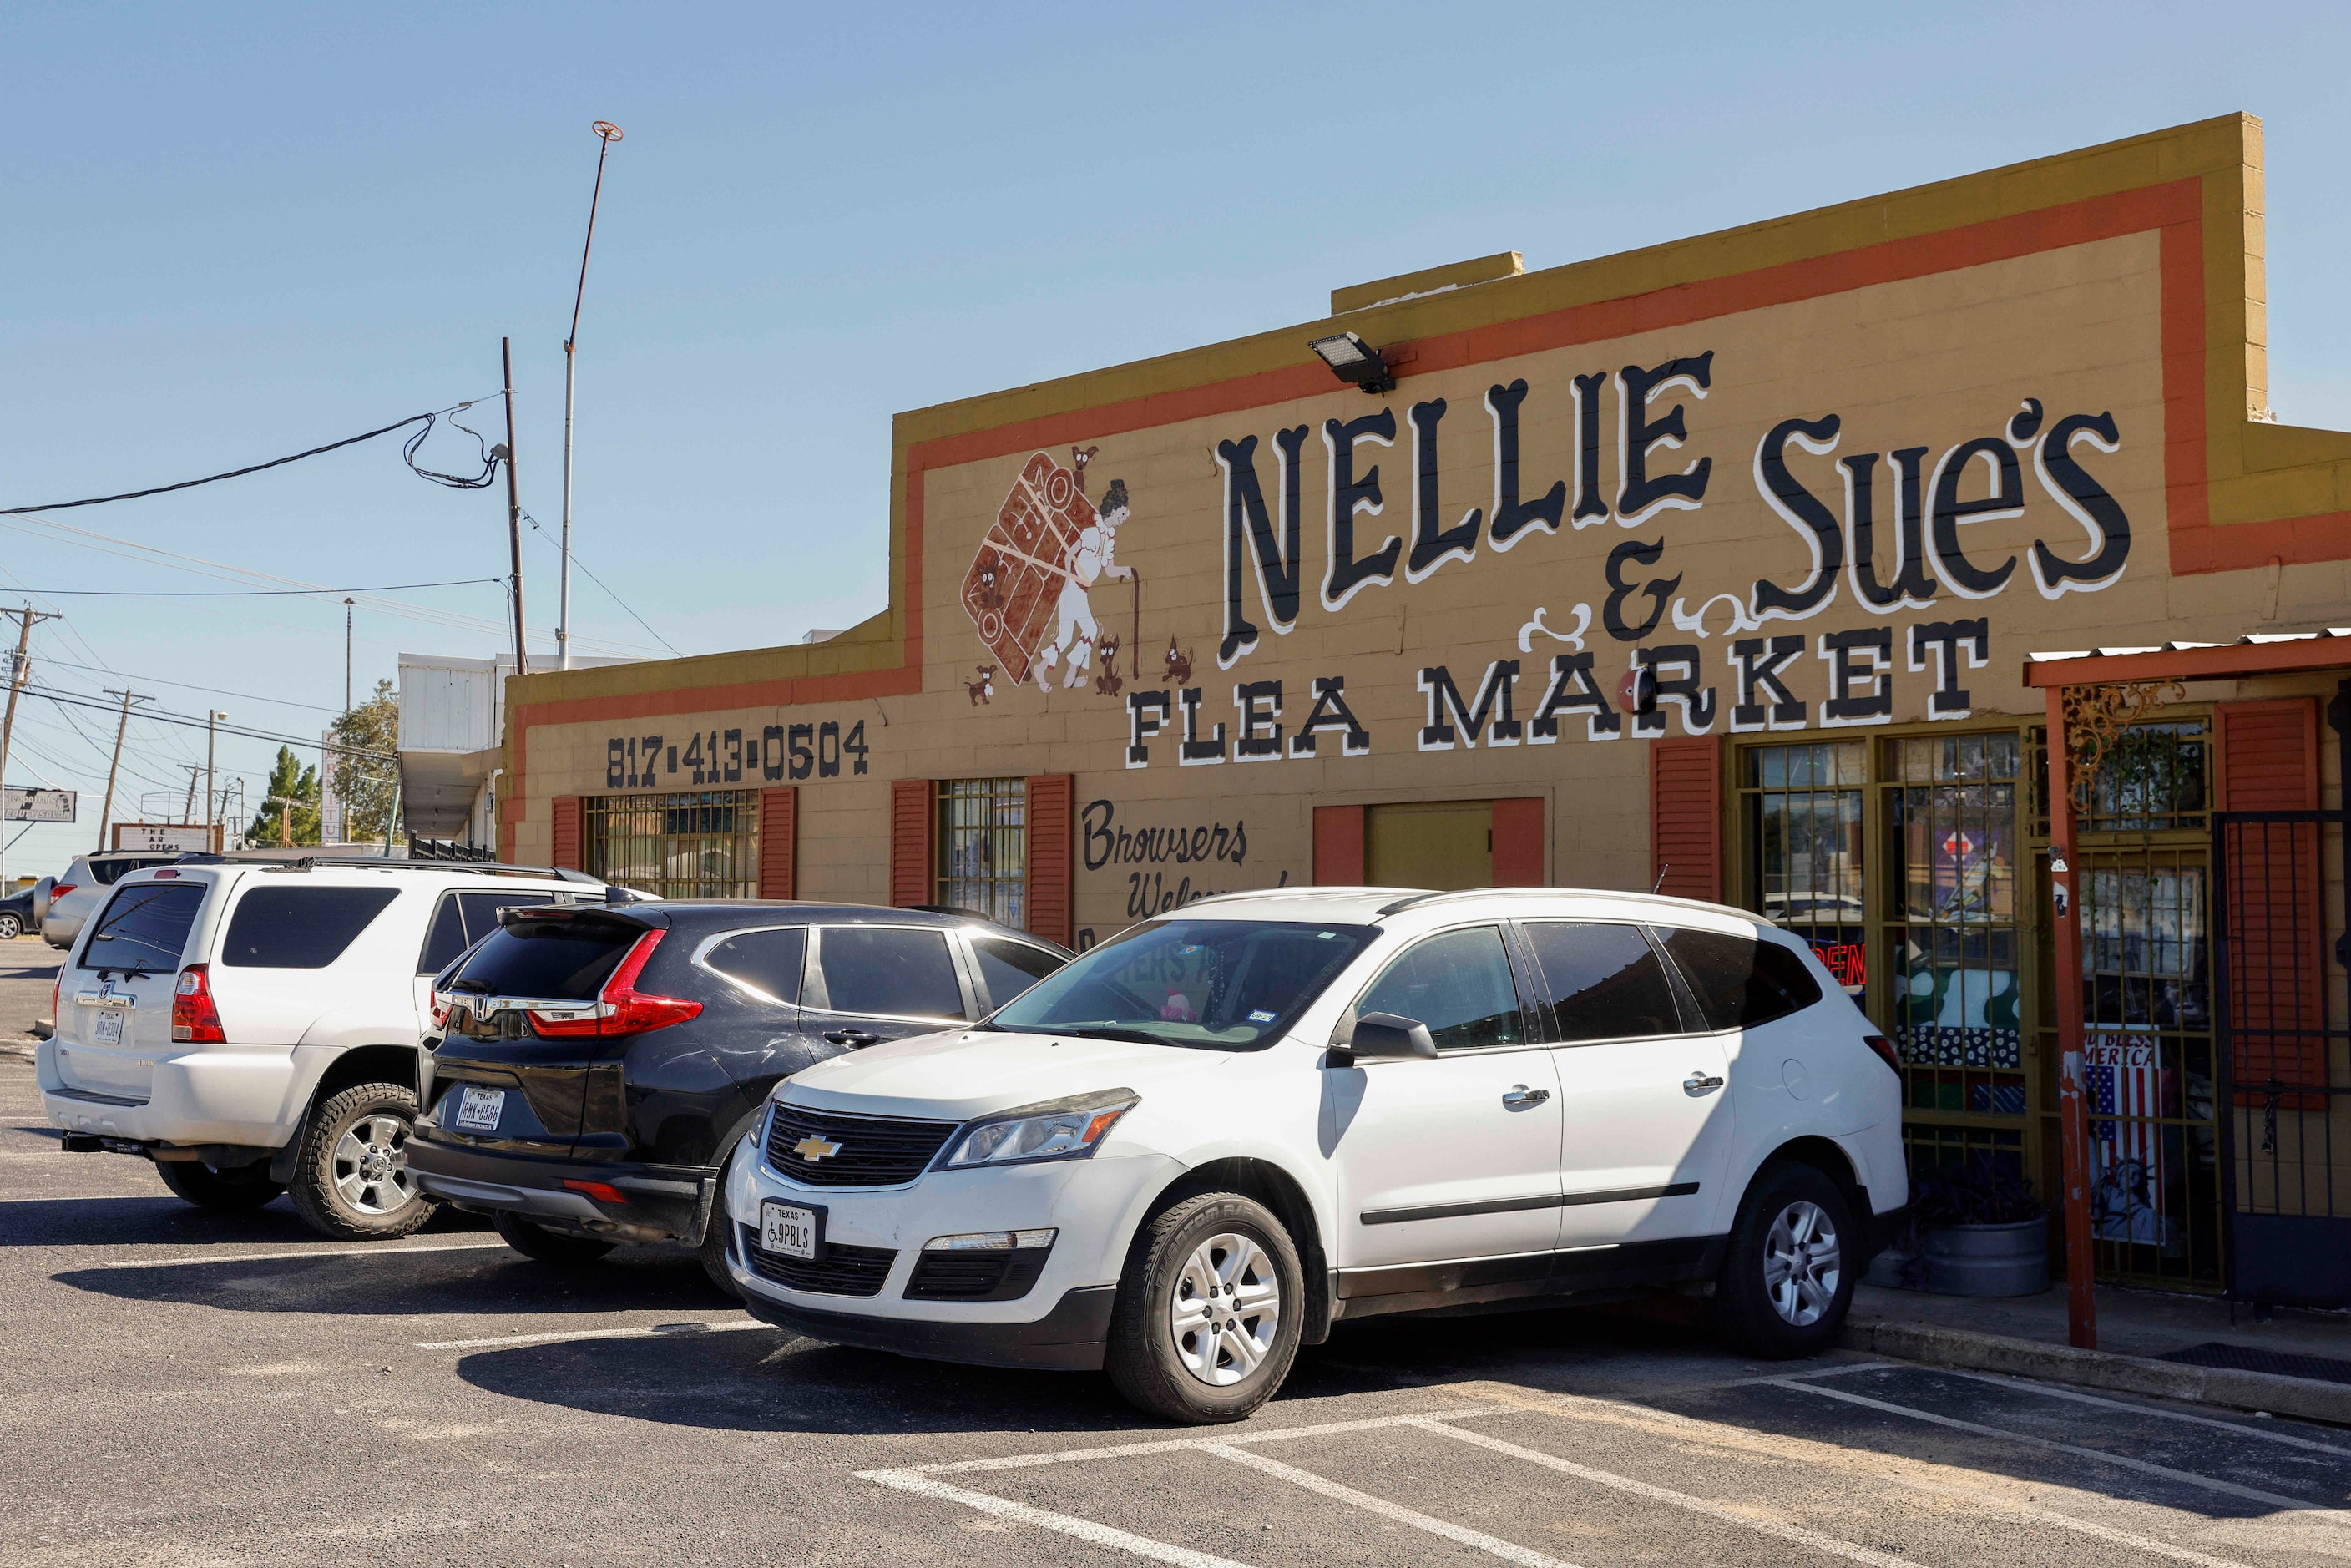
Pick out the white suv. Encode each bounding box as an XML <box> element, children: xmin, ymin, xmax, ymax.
<box><xmin>38</xmin><ymin>857</ymin><xmax>618</xmax><ymax>1238</ymax></box>
<box><xmin>725</xmin><ymin>888</ymin><xmax>1908</xmax><ymax>1424</ymax></box>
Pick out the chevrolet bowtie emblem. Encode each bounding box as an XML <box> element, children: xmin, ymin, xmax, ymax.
<box><xmin>791</xmin><ymin>1136</ymin><xmax>842</xmax><ymax>1162</ymax></box>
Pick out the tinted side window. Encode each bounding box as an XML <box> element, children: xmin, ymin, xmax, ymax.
<box><xmin>80</xmin><ymin>883</ymin><xmax>207</xmax><ymax>971</ymax></box>
<box><xmin>816</xmin><ymin>927</ymin><xmax>963</xmax><ymax>1019</ymax></box>
<box><xmin>221</xmin><ymin>888</ymin><xmax>400</xmax><ymax>969</ymax></box>
<box><xmin>1656</xmin><ymin>926</ymin><xmax>1823</xmax><ymax>1030</ymax></box>
<box><xmin>973</xmin><ymin>937</ymin><xmax>1061</xmax><ymax>1010</ymax></box>
<box><xmin>705</xmin><ymin>927</ymin><xmax>806</xmax><ymax>1004</ymax></box>
<box><xmin>418</xmin><ymin>895</ymin><xmax>469</xmax><ymax>974</ymax></box>
<box><xmin>1354</xmin><ymin>926</ymin><xmax>1524</xmax><ymax>1051</ymax></box>
<box><xmin>457</xmin><ymin>923</ymin><xmax>639</xmax><ymax>1000</ymax></box>
<box><xmin>1523</xmin><ymin>923</ymin><xmax>1681</xmax><ymax>1043</ymax></box>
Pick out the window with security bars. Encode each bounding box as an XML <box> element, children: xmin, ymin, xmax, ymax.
<box><xmin>937</xmin><ymin>778</ymin><xmax>1024</xmax><ymax>928</ymax></box>
<box><xmin>1741</xmin><ymin>742</ymin><xmax>1867</xmax><ymax>997</ymax></box>
<box><xmin>586</xmin><ymin>789</ymin><xmax>760</xmax><ymax>899</ymax></box>
<box><xmin>1886</xmin><ymin>733</ymin><xmax>2025</xmax><ymax>1120</ymax></box>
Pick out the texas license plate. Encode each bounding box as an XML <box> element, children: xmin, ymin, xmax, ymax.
<box><xmin>452</xmin><ymin>1085</ymin><xmax>505</xmax><ymax>1132</ymax></box>
<box><xmin>92</xmin><ymin>1010</ymin><xmax>124</xmax><ymax>1046</ymax></box>
<box><xmin>761</xmin><ymin>1201</ymin><xmax>820</xmax><ymax>1260</ymax></box>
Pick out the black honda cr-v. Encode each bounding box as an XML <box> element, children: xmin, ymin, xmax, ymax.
<box><xmin>407</xmin><ymin>901</ymin><xmax>1070</xmax><ymax>1291</ymax></box>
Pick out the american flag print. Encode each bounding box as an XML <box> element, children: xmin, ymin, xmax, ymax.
<box><xmin>2086</xmin><ymin>1033</ymin><xmax>2170</xmax><ymax>1246</ymax></box>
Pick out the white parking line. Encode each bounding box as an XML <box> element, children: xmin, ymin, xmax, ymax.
<box><xmin>1870</xmin><ymin>1363</ymin><xmax>2351</xmax><ymax>1458</ymax></box>
<box><xmin>103</xmin><ymin>1241</ymin><xmax>511</xmax><ymax>1270</ymax></box>
<box><xmin>416</xmin><ymin>1318</ymin><xmax>772</xmax><ymax>1351</ymax></box>
<box><xmin>1202</xmin><ymin>1443</ymin><xmax>1576</xmax><ymax>1567</ymax></box>
<box><xmin>1408</xmin><ymin>1417</ymin><xmax>1919</xmax><ymax>1568</ymax></box>
<box><xmin>890</xmin><ymin>1408</ymin><xmax>1494</xmax><ymax>1475</ymax></box>
<box><xmin>1463</xmin><ymin>1381</ymin><xmax>2263</xmax><ymax>1568</ymax></box>
<box><xmin>1775</xmin><ymin>1378</ymin><xmax>2351</xmax><ymax>1518</ymax></box>
<box><xmin>863</xmin><ymin>1470</ymin><xmax>1256</xmax><ymax>1568</ymax></box>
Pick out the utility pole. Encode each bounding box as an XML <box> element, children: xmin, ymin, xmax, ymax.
<box><xmin>179</xmin><ymin>764</ymin><xmax>200</xmax><ymax>825</ymax></box>
<box><xmin>561</xmin><ymin>120</ymin><xmax>624</xmax><ymax>673</ymax></box>
<box><xmin>205</xmin><ymin>711</ymin><xmax>226</xmax><ymax>848</ymax></box>
<box><xmin>343</xmin><ymin>597</ymin><xmax>355</xmax><ymax>716</ymax></box>
<box><xmin>95</xmin><ymin>689</ymin><xmax>153</xmax><ymax>852</ymax></box>
<box><xmin>0</xmin><ymin>605</ymin><xmax>61</xmax><ymax>893</ymax></box>
<box><xmin>500</xmin><ymin>336</ymin><xmax>528</xmax><ymax>676</ymax></box>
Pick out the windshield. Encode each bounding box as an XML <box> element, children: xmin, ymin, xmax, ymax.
<box><xmin>79</xmin><ymin>882</ymin><xmax>207</xmax><ymax>974</ymax></box>
<box><xmin>985</xmin><ymin>918</ymin><xmax>1376</xmax><ymax>1050</ymax></box>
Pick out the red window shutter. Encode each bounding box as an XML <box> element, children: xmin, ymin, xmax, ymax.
<box><xmin>1312</xmin><ymin>804</ymin><xmax>1367</xmax><ymax>885</ymax></box>
<box><xmin>757</xmin><ymin>787</ymin><xmax>798</xmax><ymax>900</ymax></box>
<box><xmin>2217</xmin><ymin>699</ymin><xmax>2323</xmax><ymax>1105</ymax></box>
<box><xmin>1025</xmin><ymin>775</ymin><xmax>1075</xmax><ymax>945</ymax></box>
<box><xmin>1490</xmin><ymin>797</ymin><xmax>1545</xmax><ymax>887</ymax></box>
<box><xmin>889</xmin><ymin>779</ymin><xmax>934</xmax><ymax>908</ymax></box>
<box><xmin>550</xmin><ymin>796</ymin><xmax>583</xmax><ymax>872</ymax></box>
<box><xmin>1650</xmin><ymin>736</ymin><xmax>1723</xmax><ymax>903</ymax></box>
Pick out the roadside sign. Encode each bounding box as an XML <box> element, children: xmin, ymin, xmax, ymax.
<box><xmin>4</xmin><ymin>787</ymin><xmax>75</xmax><ymax>822</ymax></box>
<box><xmin>111</xmin><ymin>822</ymin><xmax>219</xmax><ymax>852</ymax></box>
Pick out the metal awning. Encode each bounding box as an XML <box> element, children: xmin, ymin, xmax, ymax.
<box><xmin>397</xmin><ymin>745</ymin><xmax>499</xmax><ymax>839</ymax></box>
<box><xmin>2024</xmin><ymin>627</ymin><xmax>2351</xmax><ymax>686</ymax></box>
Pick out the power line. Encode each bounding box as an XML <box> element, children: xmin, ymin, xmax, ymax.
<box><xmin>9</xmin><ymin>577</ymin><xmax>503</xmax><ymax>599</ymax></box>
<box><xmin>0</xmin><ymin>397</ymin><xmax>500</xmax><ymax>517</ymax></box>
<box><xmin>29</xmin><ymin>654</ymin><xmax>345</xmax><ymax>714</ymax></box>
<box><xmin>520</xmin><ymin>508</ymin><xmax>679</xmax><ymax>655</ymax></box>
<box><xmin>25</xmin><ymin>685</ymin><xmax>395</xmax><ymax>761</ymax></box>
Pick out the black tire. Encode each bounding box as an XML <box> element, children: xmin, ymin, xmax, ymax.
<box><xmin>1105</xmin><ymin>1192</ymin><xmax>1303</xmax><ymax>1424</ymax></box>
<box><xmin>493</xmin><ymin>1209</ymin><xmax>617</xmax><ymax>1266</ymax></box>
<box><xmin>699</xmin><ymin>1147</ymin><xmax>743</xmax><ymax>1298</ymax></box>
<box><xmin>155</xmin><ymin>1157</ymin><xmax>284</xmax><ymax>1211</ymax></box>
<box><xmin>287</xmin><ymin>1082</ymin><xmax>438</xmax><ymax>1241</ymax></box>
<box><xmin>1711</xmin><ymin>1161</ymin><xmax>1858</xmax><ymax>1358</ymax></box>
<box><xmin>0</xmin><ymin>913</ymin><xmax>21</xmax><ymax>940</ymax></box>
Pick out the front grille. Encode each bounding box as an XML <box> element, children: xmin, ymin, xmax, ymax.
<box><xmin>739</xmin><ymin>1227</ymin><xmax>897</xmax><ymax>1296</ymax></box>
<box><xmin>764</xmin><ymin>1103</ymin><xmax>960</xmax><ymax>1188</ymax></box>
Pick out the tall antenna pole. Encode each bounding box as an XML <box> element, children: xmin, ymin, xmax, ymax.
<box><xmin>500</xmin><ymin>336</ymin><xmax>528</xmax><ymax>676</ymax></box>
<box><xmin>343</xmin><ymin>597</ymin><xmax>355</xmax><ymax>716</ymax></box>
<box><xmin>96</xmin><ymin>689</ymin><xmax>152</xmax><ymax>852</ymax></box>
<box><xmin>560</xmin><ymin>120</ymin><xmax>624</xmax><ymax>674</ymax></box>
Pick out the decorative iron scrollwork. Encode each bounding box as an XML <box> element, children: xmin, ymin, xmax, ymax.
<box><xmin>2059</xmin><ymin>680</ymin><xmax>2187</xmax><ymax>816</ymax></box>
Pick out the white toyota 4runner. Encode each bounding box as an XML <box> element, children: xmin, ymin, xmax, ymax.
<box><xmin>726</xmin><ymin>887</ymin><xmax>1909</xmax><ymax>1424</ymax></box>
<box><xmin>39</xmin><ymin>856</ymin><xmax>620</xmax><ymax>1238</ymax></box>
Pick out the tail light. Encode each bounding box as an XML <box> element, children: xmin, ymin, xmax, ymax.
<box><xmin>48</xmin><ymin>883</ymin><xmax>75</xmax><ymax>902</ymax></box>
<box><xmin>1862</xmin><ymin>1034</ymin><xmax>1902</xmax><ymax>1080</ymax></box>
<box><xmin>527</xmin><ymin>930</ymin><xmax>701</xmax><ymax>1039</ymax></box>
<box><xmin>429</xmin><ymin>989</ymin><xmax>453</xmax><ymax>1031</ymax></box>
<box><xmin>173</xmin><ymin>964</ymin><xmax>226</xmax><ymax>1044</ymax></box>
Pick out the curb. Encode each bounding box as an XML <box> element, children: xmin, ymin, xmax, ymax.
<box><xmin>1843</xmin><ymin>1317</ymin><xmax>2351</xmax><ymax>1426</ymax></box>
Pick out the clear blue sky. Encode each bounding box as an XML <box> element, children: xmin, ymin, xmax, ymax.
<box><xmin>3</xmin><ymin>2</ymin><xmax>2347</xmax><ymax>878</ymax></box>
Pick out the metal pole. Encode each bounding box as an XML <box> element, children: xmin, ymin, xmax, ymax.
<box><xmin>96</xmin><ymin>689</ymin><xmax>150</xmax><ymax>852</ymax></box>
<box><xmin>2045</xmin><ymin>685</ymin><xmax>2098</xmax><ymax>1350</ymax></box>
<box><xmin>0</xmin><ymin>606</ymin><xmax>58</xmax><ymax>893</ymax></box>
<box><xmin>560</xmin><ymin>121</ymin><xmax>623</xmax><ymax>675</ymax></box>
<box><xmin>344</xmin><ymin>597</ymin><xmax>355</xmax><ymax>716</ymax></box>
<box><xmin>205</xmin><ymin>711</ymin><xmax>225</xmax><ymax>850</ymax></box>
<box><xmin>501</xmin><ymin>336</ymin><xmax>528</xmax><ymax>676</ymax></box>
<box><xmin>179</xmin><ymin>764</ymin><xmax>200</xmax><ymax>826</ymax></box>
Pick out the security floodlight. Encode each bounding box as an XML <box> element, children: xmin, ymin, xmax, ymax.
<box><xmin>1309</xmin><ymin>331</ymin><xmax>1396</xmax><ymax>394</ymax></box>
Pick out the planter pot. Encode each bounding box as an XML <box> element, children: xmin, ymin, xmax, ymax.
<box><xmin>1863</xmin><ymin>1247</ymin><xmax>1915</xmax><ymax>1289</ymax></box>
<box><xmin>1923</xmin><ymin>1216</ymin><xmax>2050</xmax><ymax>1297</ymax></box>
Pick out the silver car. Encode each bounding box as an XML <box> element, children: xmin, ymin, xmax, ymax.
<box><xmin>41</xmin><ymin>852</ymin><xmax>184</xmax><ymax>949</ymax></box>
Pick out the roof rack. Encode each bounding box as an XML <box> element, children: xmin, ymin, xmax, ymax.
<box><xmin>1372</xmin><ymin>886</ymin><xmax>1742</xmax><ymax>918</ymax></box>
<box><xmin>171</xmin><ymin>852</ymin><xmax>596</xmax><ymax>885</ymax></box>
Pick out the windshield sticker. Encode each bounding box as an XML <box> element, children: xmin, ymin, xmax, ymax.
<box><xmin>1247</xmin><ymin>1009</ymin><xmax>1278</xmax><ymax>1023</ymax></box>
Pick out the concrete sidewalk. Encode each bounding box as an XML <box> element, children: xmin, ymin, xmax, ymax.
<box><xmin>1846</xmin><ymin>1279</ymin><xmax>2351</xmax><ymax>1425</ymax></box>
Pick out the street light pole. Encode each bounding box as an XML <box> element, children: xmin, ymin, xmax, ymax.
<box><xmin>560</xmin><ymin>120</ymin><xmax>624</xmax><ymax>673</ymax></box>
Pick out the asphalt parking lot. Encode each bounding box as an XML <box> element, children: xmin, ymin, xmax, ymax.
<box><xmin>7</xmin><ymin>950</ymin><xmax>2351</xmax><ymax>1565</ymax></box>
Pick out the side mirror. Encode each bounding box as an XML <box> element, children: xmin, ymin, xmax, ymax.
<box><xmin>1334</xmin><ymin>1010</ymin><xmax>1438</xmax><ymax>1062</ymax></box>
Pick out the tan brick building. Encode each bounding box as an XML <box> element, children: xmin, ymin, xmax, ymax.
<box><xmin>502</xmin><ymin>115</ymin><xmax>2351</xmax><ymax>1301</ymax></box>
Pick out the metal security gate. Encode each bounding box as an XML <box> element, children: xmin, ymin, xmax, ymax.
<box><xmin>2213</xmin><ymin>807</ymin><xmax>2351</xmax><ymax>1308</ymax></box>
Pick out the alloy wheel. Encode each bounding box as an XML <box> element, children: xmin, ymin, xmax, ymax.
<box><xmin>1169</xmin><ymin>1231</ymin><xmax>1281</xmax><ymax>1387</ymax></box>
<box><xmin>332</xmin><ymin>1113</ymin><xmax>417</xmax><ymax>1216</ymax></box>
<box><xmin>1762</xmin><ymin>1199</ymin><xmax>1841</xmax><ymax>1326</ymax></box>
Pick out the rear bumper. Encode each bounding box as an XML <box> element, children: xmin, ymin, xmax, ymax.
<box><xmin>38</xmin><ymin>1040</ymin><xmax>297</xmax><ymax>1149</ymax></box>
<box><xmin>407</xmin><ymin>1132</ymin><xmax>715</xmax><ymax>1244</ymax></box>
<box><xmin>739</xmin><ymin>1282</ymin><xmax>1118</xmax><ymax>1372</ymax></box>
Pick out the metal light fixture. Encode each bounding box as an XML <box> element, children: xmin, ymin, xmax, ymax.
<box><xmin>1309</xmin><ymin>331</ymin><xmax>1396</xmax><ymax>394</ymax></box>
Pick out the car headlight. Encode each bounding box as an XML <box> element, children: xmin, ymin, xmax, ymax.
<box><xmin>940</xmin><ymin>1088</ymin><xmax>1139</xmax><ymax>1170</ymax></box>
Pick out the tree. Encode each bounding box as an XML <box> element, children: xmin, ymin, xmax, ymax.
<box><xmin>329</xmin><ymin>678</ymin><xmax>401</xmax><ymax>845</ymax></box>
<box><xmin>245</xmin><ymin>746</ymin><xmax>321</xmax><ymax>846</ymax></box>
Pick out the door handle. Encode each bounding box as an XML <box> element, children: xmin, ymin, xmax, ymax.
<box><xmin>823</xmin><ymin>1029</ymin><xmax>882</xmax><ymax>1047</ymax></box>
<box><xmin>1501</xmin><ymin>1084</ymin><xmax>1550</xmax><ymax>1108</ymax></box>
<box><xmin>1684</xmin><ymin>1072</ymin><xmax>1726</xmax><ymax>1094</ymax></box>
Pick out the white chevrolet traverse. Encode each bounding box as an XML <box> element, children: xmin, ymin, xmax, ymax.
<box><xmin>725</xmin><ymin>887</ymin><xmax>1907</xmax><ymax>1424</ymax></box>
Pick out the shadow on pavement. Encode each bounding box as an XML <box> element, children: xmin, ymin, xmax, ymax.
<box><xmin>3</xmin><ymin>1193</ymin><xmax>489</xmax><ymax>1249</ymax></box>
